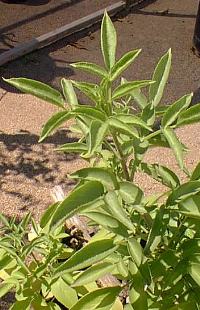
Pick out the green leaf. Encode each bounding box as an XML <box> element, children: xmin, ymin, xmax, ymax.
<box><xmin>0</xmin><ymin>282</ymin><xmax>15</xmax><ymax>298</ymax></box>
<box><xmin>140</xmin><ymin>162</ymin><xmax>180</xmax><ymax>189</ymax></box>
<box><xmin>149</xmin><ymin>49</ymin><xmax>171</xmax><ymax>106</ymax></box>
<box><xmin>56</xmin><ymin>142</ymin><xmax>88</xmax><ymax>153</ymax></box>
<box><xmin>167</xmin><ymin>181</ymin><xmax>200</xmax><ymax>206</ymax></box>
<box><xmin>73</xmin><ymin>106</ymin><xmax>107</xmax><ymax>122</ymax></box>
<box><xmin>10</xmin><ymin>298</ymin><xmax>32</xmax><ymax>310</ymax></box>
<box><xmin>177</xmin><ymin>103</ymin><xmax>200</xmax><ymax>126</ymax></box>
<box><xmin>129</xmin><ymin>262</ymin><xmax>148</xmax><ymax>310</ymax></box>
<box><xmin>51</xmin><ymin>277</ymin><xmax>78</xmax><ymax>308</ymax></box>
<box><xmin>71</xmin><ymin>62</ymin><xmax>108</xmax><ymax>78</ymax></box>
<box><xmin>162</xmin><ymin>127</ymin><xmax>185</xmax><ymax>170</ymax></box>
<box><xmin>144</xmin><ymin>206</ymin><xmax>166</xmax><ymax>254</ymax></box>
<box><xmin>118</xmin><ymin>181</ymin><xmax>143</xmax><ymax>205</ymax></box>
<box><xmin>162</xmin><ymin>93</ymin><xmax>192</xmax><ymax>128</ymax></box>
<box><xmin>101</xmin><ymin>11</ymin><xmax>117</xmax><ymax>70</ymax></box>
<box><xmin>111</xmin><ymin>49</ymin><xmax>141</xmax><ymax>80</ymax></box>
<box><xmin>141</xmin><ymin>102</ymin><xmax>155</xmax><ymax>126</ymax></box>
<box><xmin>70</xmin><ymin>286</ymin><xmax>121</xmax><ymax>310</ymax></box>
<box><xmin>39</xmin><ymin>111</ymin><xmax>71</xmax><ymax>142</ymax></box>
<box><xmin>130</xmin><ymin>87</ymin><xmax>148</xmax><ymax>109</ymax></box>
<box><xmin>71</xmin><ymin>80</ymin><xmax>99</xmax><ymax>103</ymax></box>
<box><xmin>116</xmin><ymin>114</ymin><xmax>152</xmax><ymax>131</ymax></box>
<box><xmin>4</xmin><ymin>77</ymin><xmax>64</xmax><ymax>108</ymax></box>
<box><xmin>84</xmin><ymin>210</ymin><xmax>129</xmax><ymax>238</ymax></box>
<box><xmin>104</xmin><ymin>191</ymin><xmax>134</xmax><ymax>231</ymax></box>
<box><xmin>112</xmin><ymin>80</ymin><xmax>153</xmax><ymax>100</ymax></box>
<box><xmin>85</xmin><ymin>120</ymin><xmax>108</xmax><ymax>157</ymax></box>
<box><xmin>128</xmin><ymin>238</ymin><xmax>143</xmax><ymax>267</ymax></box>
<box><xmin>179</xmin><ymin>194</ymin><xmax>200</xmax><ymax>219</ymax></box>
<box><xmin>188</xmin><ymin>263</ymin><xmax>200</xmax><ymax>287</ymax></box>
<box><xmin>55</xmin><ymin>239</ymin><xmax>118</xmax><ymax>275</ymax></box>
<box><xmin>72</xmin><ymin>262</ymin><xmax>115</xmax><ymax>287</ymax></box>
<box><xmin>40</xmin><ymin>202</ymin><xmax>59</xmax><ymax>229</ymax></box>
<box><xmin>50</xmin><ymin>181</ymin><xmax>104</xmax><ymax>228</ymax></box>
<box><xmin>70</xmin><ymin>167</ymin><xmax>118</xmax><ymax>190</ymax></box>
<box><xmin>61</xmin><ymin>79</ymin><xmax>78</xmax><ymax>109</ymax></box>
<box><xmin>108</xmin><ymin>117</ymin><xmax>139</xmax><ymax>138</ymax></box>
<box><xmin>191</xmin><ymin>162</ymin><xmax>200</xmax><ymax>181</ymax></box>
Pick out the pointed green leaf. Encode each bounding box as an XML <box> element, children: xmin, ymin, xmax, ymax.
<box><xmin>130</xmin><ymin>87</ymin><xmax>148</xmax><ymax>109</ymax></box>
<box><xmin>72</xmin><ymin>262</ymin><xmax>115</xmax><ymax>287</ymax></box>
<box><xmin>167</xmin><ymin>181</ymin><xmax>200</xmax><ymax>206</ymax></box>
<box><xmin>56</xmin><ymin>142</ymin><xmax>88</xmax><ymax>153</ymax></box>
<box><xmin>128</xmin><ymin>238</ymin><xmax>143</xmax><ymax>267</ymax></box>
<box><xmin>108</xmin><ymin>117</ymin><xmax>139</xmax><ymax>138</ymax></box>
<box><xmin>70</xmin><ymin>167</ymin><xmax>118</xmax><ymax>190</ymax></box>
<box><xmin>71</xmin><ymin>286</ymin><xmax>121</xmax><ymax>310</ymax></box>
<box><xmin>188</xmin><ymin>263</ymin><xmax>200</xmax><ymax>287</ymax></box>
<box><xmin>84</xmin><ymin>210</ymin><xmax>129</xmax><ymax>237</ymax></box>
<box><xmin>39</xmin><ymin>111</ymin><xmax>72</xmax><ymax>142</ymax></box>
<box><xmin>73</xmin><ymin>106</ymin><xmax>107</xmax><ymax>122</ymax></box>
<box><xmin>71</xmin><ymin>80</ymin><xmax>99</xmax><ymax>103</ymax></box>
<box><xmin>85</xmin><ymin>120</ymin><xmax>108</xmax><ymax>157</ymax></box>
<box><xmin>51</xmin><ymin>277</ymin><xmax>78</xmax><ymax>308</ymax></box>
<box><xmin>162</xmin><ymin>127</ymin><xmax>185</xmax><ymax>170</ymax></box>
<box><xmin>10</xmin><ymin>298</ymin><xmax>32</xmax><ymax>310</ymax></box>
<box><xmin>140</xmin><ymin>162</ymin><xmax>180</xmax><ymax>189</ymax></box>
<box><xmin>191</xmin><ymin>162</ymin><xmax>200</xmax><ymax>181</ymax></box>
<box><xmin>4</xmin><ymin>77</ymin><xmax>64</xmax><ymax>108</ymax></box>
<box><xmin>101</xmin><ymin>11</ymin><xmax>117</xmax><ymax>70</ymax></box>
<box><xmin>104</xmin><ymin>191</ymin><xmax>134</xmax><ymax>231</ymax></box>
<box><xmin>111</xmin><ymin>49</ymin><xmax>141</xmax><ymax>81</ymax></box>
<box><xmin>55</xmin><ymin>239</ymin><xmax>118</xmax><ymax>275</ymax></box>
<box><xmin>112</xmin><ymin>80</ymin><xmax>153</xmax><ymax>100</ymax></box>
<box><xmin>50</xmin><ymin>181</ymin><xmax>104</xmax><ymax>228</ymax></box>
<box><xmin>61</xmin><ymin>79</ymin><xmax>78</xmax><ymax>109</ymax></box>
<box><xmin>177</xmin><ymin>103</ymin><xmax>200</xmax><ymax>126</ymax></box>
<box><xmin>118</xmin><ymin>181</ymin><xmax>143</xmax><ymax>205</ymax></box>
<box><xmin>162</xmin><ymin>93</ymin><xmax>192</xmax><ymax>128</ymax></box>
<box><xmin>149</xmin><ymin>49</ymin><xmax>172</xmax><ymax>106</ymax></box>
<box><xmin>71</xmin><ymin>62</ymin><xmax>108</xmax><ymax>78</ymax></box>
<box><xmin>116</xmin><ymin>114</ymin><xmax>152</xmax><ymax>131</ymax></box>
<box><xmin>40</xmin><ymin>202</ymin><xmax>59</xmax><ymax>229</ymax></box>
<box><xmin>179</xmin><ymin>194</ymin><xmax>200</xmax><ymax>219</ymax></box>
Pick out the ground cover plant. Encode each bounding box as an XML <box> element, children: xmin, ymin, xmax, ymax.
<box><xmin>1</xmin><ymin>10</ymin><xmax>200</xmax><ymax>310</ymax></box>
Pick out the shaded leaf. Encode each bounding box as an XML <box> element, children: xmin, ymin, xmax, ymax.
<box><xmin>118</xmin><ymin>181</ymin><xmax>143</xmax><ymax>205</ymax></box>
<box><xmin>85</xmin><ymin>120</ymin><xmax>108</xmax><ymax>157</ymax></box>
<box><xmin>56</xmin><ymin>142</ymin><xmax>88</xmax><ymax>153</ymax></box>
<box><xmin>128</xmin><ymin>238</ymin><xmax>143</xmax><ymax>267</ymax></box>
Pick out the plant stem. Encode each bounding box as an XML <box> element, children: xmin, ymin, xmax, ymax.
<box><xmin>112</xmin><ymin>132</ymin><xmax>130</xmax><ymax>181</ymax></box>
<box><xmin>144</xmin><ymin>129</ymin><xmax>161</xmax><ymax>140</ymax></box>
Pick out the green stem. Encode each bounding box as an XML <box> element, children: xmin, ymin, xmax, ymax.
<box><xmin>104</xmin><ymin>140</ymin><xmax>120</xmax><ymax>159</ymax></box>
<box><xmin>144</xmin><ymin>129</ymin><xmax>161</xmax><ymax>140</ymax></box>
<box><xmin>112</xmin><ymin>132</ymin><xmax>130</xmax><ymax>181</ymax></box>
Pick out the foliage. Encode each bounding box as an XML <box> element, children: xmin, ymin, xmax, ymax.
<box><xmin>2</xmin><ymin>10</ymin><xmax>200</xmax><ymax>310</ymax></box>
